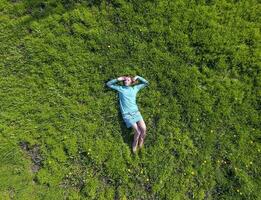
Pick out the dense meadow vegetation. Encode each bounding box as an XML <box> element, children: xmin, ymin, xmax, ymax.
<box><xmin>0</xmin><ymin>0</ymin><xmax>260</xmax><ymax>199</ymax></box>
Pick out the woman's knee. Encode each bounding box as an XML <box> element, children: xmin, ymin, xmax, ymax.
<box><xmin>136</xmin><ymin>129</ymin><xmax>141</xmax><ymax>136</ymax></box>
<box><xmin>137</xmin><ymin>128</ymin><xmax>146</xmax><ymax>138</ymax></box>
<box><xmin>139</xmin><ymin>126</ymin><xmax>146</xmax><ymax>136</ymax></box>
<box><xmin>137</xmin><ymin>119</ymin><xmax>146</xmax><ymax>135</ymax></box>
<box><xmin>132</xmin><ymin>124</ymin><xmax>141</xmax><ymax>136</ymax></box>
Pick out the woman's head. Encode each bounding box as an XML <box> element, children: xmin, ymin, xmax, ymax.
<box><xmin>123</xmin><ymin>75</ymin><xmax>137</xmax><ymax>86</ymax></box>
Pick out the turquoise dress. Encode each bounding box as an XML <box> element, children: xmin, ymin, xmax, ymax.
<box><xmin>106</xmin><ymin>76</ymin><xmax>149</xmax><ymax>128</ymax></box>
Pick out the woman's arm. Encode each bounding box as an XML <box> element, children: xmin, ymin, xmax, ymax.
<box><xmin>106</xmin><ymin>77</ymin><xmax>125</xmax><ymax>91</ymax></box>
<box><xmin>133</xmin><ymin>75</ymin><xmax>149</xmax><ymax>91</ymax></box>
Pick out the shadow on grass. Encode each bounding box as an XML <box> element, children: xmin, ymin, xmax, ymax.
<box><xmin>116</xmin><ymin>105</ymin><xmax>134</xmax><ymax>151</ymax></box>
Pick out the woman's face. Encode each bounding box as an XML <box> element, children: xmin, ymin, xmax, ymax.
<box><xmin>124</xmin><ymin>77</ymin><xmax>132</xmax><ymax>86</ymax></box>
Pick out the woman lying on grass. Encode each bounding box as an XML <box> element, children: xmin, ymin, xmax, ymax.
<box><xmin>106</xmin><ymin>75</ymin><xmax>149</xmax><ymax>153</ymax></box>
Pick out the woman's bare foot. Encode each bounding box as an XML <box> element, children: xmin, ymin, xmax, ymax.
<box><xmin>132</xmin><ymin>143</ymin><xmax>138</xmax><ymax>153</ymax></box>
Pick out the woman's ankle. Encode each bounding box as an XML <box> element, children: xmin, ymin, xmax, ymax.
<box><xmin>138</xmin><ymin>137</ymin><xmax>144</xmax><ymax>148</ymax></box>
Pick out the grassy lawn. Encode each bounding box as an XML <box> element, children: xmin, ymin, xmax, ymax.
<box><xmin>0</xmin><ymin>0</ymin><xmax>260</xmax><ymax>199</ymax></box>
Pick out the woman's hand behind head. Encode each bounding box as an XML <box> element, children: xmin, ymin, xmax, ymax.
<box><xmin>118</xmin><ymin>76</ymin><xmax>126</xmax><ymax>81</ymax></box>
<box><xmin>131</xmin><ymin>77</ymin><xmax>138</xmax><ymax>85</ymax></box>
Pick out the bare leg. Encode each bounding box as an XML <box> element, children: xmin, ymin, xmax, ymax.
<box><xmin>137</xmin><ymin>119</ymin><xmax>147</xmax><ymax>148</ymax></box>
<box><xmin>131</xmin><ymin>123</ymin><xmax>141</xmax><ymax>153</ymax></box>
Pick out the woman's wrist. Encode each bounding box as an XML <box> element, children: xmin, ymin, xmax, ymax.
<box><xmin>117</xmin><ymin>77</ymin><xmax>124</xmax><ymax>81</ymax></box>
<box><xmin>133</xmin><ymin>75</ymin><xmax>139</xmax><ymax>81</ymax></box>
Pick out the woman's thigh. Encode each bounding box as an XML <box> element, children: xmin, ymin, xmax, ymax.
<box><xmin>131</xmin><ymin>122</ymin><xmax>141</xmax><ymax>134</ymax></box>
<box><xmin>137</xmin><ymin>118</ymin><xmax>146</xmax><ymax>133</ymax></box>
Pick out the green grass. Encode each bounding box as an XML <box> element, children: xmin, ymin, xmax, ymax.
<box><xmin>0</xmin><ymin>0</ymin><xmax>260</xmax><ymax>199</ymax></box>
